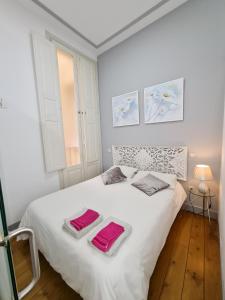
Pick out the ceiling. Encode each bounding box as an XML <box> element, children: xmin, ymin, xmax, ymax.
<box><xmin>30</xmin><ymin>0</ymin><xmax>188</xmax><ymax>54</ymax></box>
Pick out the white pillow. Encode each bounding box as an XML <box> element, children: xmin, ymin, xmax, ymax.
<box><xmin>109</xmin><ymin>165</ymin><xmax>138</xmax><ymax>178</ymax></box>
<box><xmin>150</xmin><ymin>171</ymin><xmax>177</xmax><ymax>189</ymax></box>
<box><xmin>131</xmin><ymin>170</ymin><xmax>177</xmax><ymax>189</ymax></box>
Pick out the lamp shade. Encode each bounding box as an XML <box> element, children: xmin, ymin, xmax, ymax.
<box><xmin>194</xmin><ymin>164</ymin><xmax>213</xmax><ymax>181</ymax></box>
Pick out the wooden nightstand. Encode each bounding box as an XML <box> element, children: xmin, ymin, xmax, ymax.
<box><xmin>188</xmin><ymin>187</ymin><xmax>215</xmax><ymax>221</ymax></box>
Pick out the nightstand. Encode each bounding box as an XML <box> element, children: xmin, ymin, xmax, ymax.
<box><xmin>188</xmin><ymin>188</ymin><xmax>215</xmax><ymax>221</ymax></box>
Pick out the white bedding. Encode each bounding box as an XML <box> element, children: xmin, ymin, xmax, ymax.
<box><xmin>19</xmin><ymin>175</ymin><xmax>186</xmax><ymax>300</ymax></box>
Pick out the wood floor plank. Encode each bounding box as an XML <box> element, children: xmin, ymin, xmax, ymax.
<box><xmin>27</xmin><ymin>275</ymin><xmax>65</xmax><ymax>300</ymax></box>
<box><xmin>24</xmin><ymin>260</ymin><xmax>66</xmax><ymax>300</ymax></box>
<box><xmin>149</xmin><ymin>211</ymin><xmax>185</xmax><ymax>300</ymax></box>
<box><xmin>204</xmin><ymin>218</ymin><xmax>222</xmax><ymax>300</ymax></box>
<box><xmin>182</xmin><ymin>214</ymin><xmax>204</xmax><ymax>300</ymax></box>
<box><xmin>148</xmin><ymin>240</ymin><xmax>174</xmax><ymax>300</ymax></box>
<box><xmin>159</xmin><ymin>211</ymin><xmax>193</xmax><ymax>300</ymax></box>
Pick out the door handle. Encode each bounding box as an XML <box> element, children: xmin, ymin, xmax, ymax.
<box><xmin>6</xmin><ymin>227</ymin><xmax>40</xmax><ymax>299</ymax></box>
<box><xmin>0</xmin><ymin>232</ymin><xmax>7</xmax><ymax>247</ymax></box>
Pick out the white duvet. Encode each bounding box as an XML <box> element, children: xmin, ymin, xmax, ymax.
<box><xmin>20</xmin><ymin>175</ymin><xmax>186</xmax><ymax>300</ymax></box>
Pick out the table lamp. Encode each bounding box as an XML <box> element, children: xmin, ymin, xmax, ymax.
<box><xmin>194</xmin><ymin>164</ymin><xmax>213</xmax><ymax>194</ymax></box>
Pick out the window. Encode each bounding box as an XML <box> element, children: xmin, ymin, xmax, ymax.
<box><xmin>56</xmin><ymin>48</ymin><xmax>81</xmax><ymax>167</ymax></box>
<box><xmin>32</xmin><ymin>33</ymin><xmax>101</xmax><ymax>179</ymax></box>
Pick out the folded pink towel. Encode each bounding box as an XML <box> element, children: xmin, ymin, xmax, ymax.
<box><xmin>70</xmin><ymin>209</ymin><xmax>99</xmax><ymax>231</ymax></box>
<box><xmin>92</xmin><ymin>222</ymin><xmax>125</xmax><ymax>252</ymax></box>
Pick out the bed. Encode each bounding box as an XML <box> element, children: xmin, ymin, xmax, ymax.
<box><xmin>20</xmin><ymin>145</ymin><xmax>187</xmax><ymax>300</ymax></box>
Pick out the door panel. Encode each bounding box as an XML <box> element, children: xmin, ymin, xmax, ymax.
<box><xmin>43</xmin><ymin>122</ymin><xmax>66</xmax><ymax>171</ymax></box>
<box><xmin>56</xmin><ymin>45</ymin><xmax>102</xmax><ymax>188</ymax></box>
<box><xmin>45</xmin><ymin>99</ymin><xmax>59</xmax><ymax>122</ymax></box>
<box><xmin>85</xmin><ymin>162</ymin><xmax>101</xmax><ymax>180</ymax></box>
<box><xmin>86</xmin><ymin>122</ymin><xmax>99</xmax><ymax>163</ymax></box>
<box><xmin>32</xmin><ymin>34</ymin><xmax>66</xmax><ymax>172</ymax></box>
<box><xmin>61</xmin><ymin>166</ymin><xmax>84</xmax><ymax>188</ymax></box>
<box><xmin>78</xmin><ymin>56</ymin><xmax>102</xmax><ymax>179</ymax></box>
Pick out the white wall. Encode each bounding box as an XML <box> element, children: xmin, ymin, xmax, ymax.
<box><xmin>0</xmin><ymin>0</ymin><xmax>97</xmax><ymax>225</ymax></box>
<box><xmin>219</xmin><ymin>100</ymin><xmax>225</xmax><ymax>299</ymax></box>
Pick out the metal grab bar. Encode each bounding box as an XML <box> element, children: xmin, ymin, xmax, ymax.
<box><xmin>7</xmin><ymin>227</ymin><xmax>40</xmax><ymax>299</ymax></box>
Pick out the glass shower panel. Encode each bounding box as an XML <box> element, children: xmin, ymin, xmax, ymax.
<box><xmin>0</xmin><ymin>221</ymin><xmax>15</xmax><ymax>300</ymax></box>
<box><xmin>0</xmin><ymin>180</ymin><xmax>17</xmax><ymax>300</ymax></box>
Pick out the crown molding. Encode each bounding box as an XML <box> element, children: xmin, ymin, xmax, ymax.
<box><xmin>31</xmin><ymin>0</ymin><xmax>189</xmax><ymax>55</ymax></box>
<box><xmin>97</xmin><ymin>0</ymin><xmax>188</xmax><ymax>55</ymax></box>
<box><xmin>31</xmin><ymin>0</ymin><xmax>96</xmax><ymax>47</ymax></box>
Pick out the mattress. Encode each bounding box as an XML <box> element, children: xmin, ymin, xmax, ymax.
<box><xmin>20</xmin><ymin>174</ymin><xmax>186</xmax><ymax>300</ymax></box>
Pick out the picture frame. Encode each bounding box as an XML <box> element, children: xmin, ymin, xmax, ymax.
<box><xmin>112</xmin><ymin>90</ymin><xmax>139</xmax><ymax>127</ymax></box>
<box><xmin>144</xmin><ymin>78</ymin><xmax>184</xmax><ymax>124</ymax></box>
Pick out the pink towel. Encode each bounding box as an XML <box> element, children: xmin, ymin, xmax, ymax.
<box><xmin>92</xmin><ymin>222</ymin><xmax>125</xmax><ymax>252</ymax></box>
<box><xmin>70</xmin><ymin>209</ymin><xmax>99</xmax><ymax>231</ymax></box>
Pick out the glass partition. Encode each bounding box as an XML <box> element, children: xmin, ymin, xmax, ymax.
<box><xmin>0</xmin><ymin>181</ymin><xmax>18</xmax><ymax>300</ymax></box>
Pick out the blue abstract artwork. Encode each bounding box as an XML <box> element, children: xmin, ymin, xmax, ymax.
<box><xmin>144</xmin><ymin>78</ymin><xmax>184</xmax><ymax>124</ymax></box>
<box><xmin>112</xmin><ymin>91</ymin><xmax>139</xmax><ymax>127</ymax></box>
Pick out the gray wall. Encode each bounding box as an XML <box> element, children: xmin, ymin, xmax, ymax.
<box><xmin>98</xmin><ymin>0</ymin><xmax>225</xmax><ymax>210</ymax></box>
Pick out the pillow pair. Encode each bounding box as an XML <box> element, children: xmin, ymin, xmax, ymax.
<box><xmin>102</xmin><ymin>166</ymin><xmax>177</xmax><ymax>197</ymax></box>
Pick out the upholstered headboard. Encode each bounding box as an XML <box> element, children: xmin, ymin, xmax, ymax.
<box><xmin>112</xmin><ymin>145</ymin><xmax>188</xmax><ymax>181</ymax></box>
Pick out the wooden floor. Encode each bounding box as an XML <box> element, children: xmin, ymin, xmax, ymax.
<box><xmin>11</xmin><ymin>211</ymin><xmax>222</xmax><ymax>300</ymax></box>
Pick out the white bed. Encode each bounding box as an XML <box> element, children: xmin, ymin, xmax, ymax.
<box><xmin>20</xmin><ymin>173</ymin><xmax>186</xmax><ymax>300</ymax></box>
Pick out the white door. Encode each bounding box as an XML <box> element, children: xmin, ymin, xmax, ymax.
<box><xmin>56</xmin><ymin>48</ymin><xmax>84</xmax><ymax>188</ymax></box>
<box><xmin>33</xmin><ymin>34</ymin><xmax>102</xmax><ymax>188</ymax></box>
<box><xmin>32</xmin><ymin>34</ymin><xmax>66</xmax><ymax>173</ymax></box>
<box><xmin>78</xmin><ymin>56</ymin><xmax>102</xmax><ymax>180</ymax></box>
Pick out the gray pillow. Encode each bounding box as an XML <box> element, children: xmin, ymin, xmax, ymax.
<box><xmin>131</xmin><ymin>173</ymin><xmax>169</xmax><ymax>196</ymax></box>
<box><xmin>102</xmin><ymin>167</ymin><xmax>127</xmax><ymax>185</ymax></box>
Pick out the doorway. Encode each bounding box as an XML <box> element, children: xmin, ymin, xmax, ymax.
<box><xmin>56</xmin><ymin>47</ymin><xmax>84</xmax><ymax>188</ymax></box>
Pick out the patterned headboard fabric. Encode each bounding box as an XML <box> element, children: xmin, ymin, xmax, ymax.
<box><xmin>112</xmin><ymin>145</ymin><xmax>188</xmax><ymax>181</ymax></box>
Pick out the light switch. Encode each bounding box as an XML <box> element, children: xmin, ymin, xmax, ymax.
<box><xmin>0</xmin><ymin>98</ymin><xmax>7</xmax><ymax>109</ymax></box>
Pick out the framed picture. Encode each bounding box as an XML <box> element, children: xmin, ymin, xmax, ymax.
<box><xmin>112</xmin><ymin>91</ymin><xmax>139</xmax><ymax>127</ymax></box>
<box><xmin>144</xmin><ymin>78</ymin><xmax>184</xmax><ymax>124</ymax></box>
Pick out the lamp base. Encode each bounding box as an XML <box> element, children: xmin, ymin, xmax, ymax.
<box><xmin>198</xmin><ymin>181</ymin><xmax>208</xmax><ymax>194</ymax></box>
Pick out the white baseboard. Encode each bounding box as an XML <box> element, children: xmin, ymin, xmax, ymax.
<box><xmin>183</xmin><ymin>202</ymin><xmax>218</xmax><ymax>220</ymax></box>
<box><xmin>8</xmin><ymin>221</ymin><xmax>20</xmax><ymax>231</ymax></box>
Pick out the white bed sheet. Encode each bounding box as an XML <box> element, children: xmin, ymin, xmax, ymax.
<box><xmin>19</xmin><ymin>175</ymin><xmax>186</xmax><ymax>300</ymax></box>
